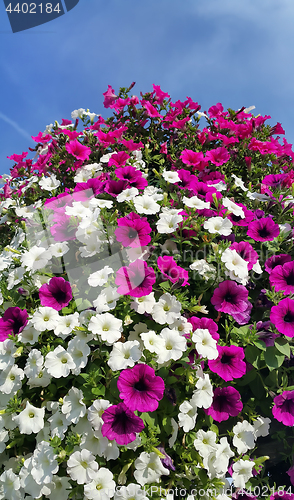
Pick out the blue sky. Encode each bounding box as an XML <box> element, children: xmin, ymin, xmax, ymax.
<box><xmin>1</xmin><ymin>0</ymin><xmax>294</xmax><ymax>175</ymax></box>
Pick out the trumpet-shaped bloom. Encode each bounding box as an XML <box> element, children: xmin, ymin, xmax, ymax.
<box><xmin>0</xmin><ymin>307</ymin><xmax>28</xmax><ymax>341</ymax></box>
<box><xmin>270</xmin><ymin>298</ymin><xmax>294</xmax><ymax>337</ymax></box>
<box><xmin>115</xmin><ymin>260</ymin><xmax>156</xmax><ymax>297</ymax></box>
<box><xmin>208</xmin><ymin>345</ymin><xmax>246</xmax><ymax>381</ymax></box>
<box><xmin>211</xmin><ymin>280</ymin><xmax>249</xmax><ymax>314</ymax></box>
<box><xmin>39</xmin><ymin>277</ymin><xmax>72</xmax><ymax>311</ymax></box>
<box><xmin>101</xmin><ymin>402</ymin><xmax>144</xmax><ymax>445</ymax></box>
<box><xmin>204</xmin><ymin>386</ymin><xmax>243</xmax><ymax>422</ymax></box>
<box><xmin>272</xmin><ymin>390</ymin><xmax>294</xmax><ymax>426</ymax></box>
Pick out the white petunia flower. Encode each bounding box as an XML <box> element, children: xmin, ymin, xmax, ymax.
<box><xmin>192</xmin><ymin>328</ymin><xmax>218</xmax><ymax>360</ymax></box>
<box><xmin>31</xmin><ymin>441</ymin><xmax>58</xmax><ymax>485</ymax></box>
<box><xmin>93</xmin><ymin>286</ymin><xmax>120</xmax><ymax>313</ymax></box>
<box><xmin>170</xmin><ymin>316</ymin><xmax>192</xmax><ymax>336</ymax></box>
<box><xmin>7</xmin><ymin>267</ymin><xmax>25</xmax><ymax>290</ymax></box>
<box><xmin>71</xmin><ymin>108</ymin><xmax>86</xmax><ymax>119</ymax></box>
<box><xmin>0</xmin><ymin>469</ymin><xmax>21</xmax><ymax>500</ymax></box>
<box><xmin>39</xmin><ymin>174</ymin><xmax>60</xmax><ymax>191</ymax></box>
<box><xmin>17</xmin><ymin>322</ymin><xmax>39</xmax><ymax>344</ymax></box>
<box><xmin>134</xmin><ymin>195</ymin><xmax>161</xmax><ymax>214</ymax></box>
<box><xmin>131</xmin><ymin>292</ymin><xmax>156</xmax><ymax>314</ymax></box>
<box><xmin>140</xmin><ymin>330</ymin><xmax>165</xmax><ymax>353</ymax></box>
<box><xmin>232</xmin><ymin>459</ymin><xmax>254</xmax><ymax>489</ymax></box>
<box><xmin>168</xmin><ymin>418</ymin><xmax>178</xmax><ymax>447</ymax></box>
<box><xmin>231</xmin><ymin>174</ymin><xmax>248</xmax><ymax>191</ymax></box>
<box><xmin>190</xmin><ymin>259</ymin><xmax>216</xmax><ymax>280</ymax></box>
<box><xmin>19</xmin><ymin>455</ymin><xmax>52</xmax><ymax>498</ymax></box>
<box><xmin>54</xmin><ymin>312</ymin><xmax>80</xmax><ymax>338</ymax></box>
<box><xmin>27</xmin><ymin>368</ymin><xmax>51</xmax><ymax>388</ymax></box>
<box><xmin>253</xmin><ymin>416</ymin><xmax>271</xmax><ymax>438</ymax></box>
<box><xmin>103</xmin><ymin>440</ymin><xmax>120</xmax><ymax>461</ymax></box>
<box><xmin>24</xmin><ymin>349</ymin><xmax>43</xmax><ymax>378</ymax></box>
<box><xmin>67</xmin><ymin>449</ymin><xmax>98</xmax><ymax>485</ymax></box>
<box><xmin>88</xmin><ymin>266</ymin><xmax>114</xmax><ymax>287</ymax></box>
<box><xmin>134</xmin><ymin>452</ymin><xmax>169</xmax><ymax>486</ymax></box>
<box><xmin>81</xmin><ymin>428</ymin><xmax>109</xmax><ymax>457</ymax></box>
<box><xmin>156</xmin><ymin>213</ymin><xmax>183</xmax><ymax>234</ymax></box>
<box><xmin>0</xmin><ymin>339</ymin><xmax>16</xmax><ymax>370</ymax></box>
<box><xmin>183</xmin><ymin>195</ymin><xmax>210</xmax><ymax>210</ymax></box>
<box><xmin>194</xmin><ymin>430</ymin><xmax>217</xmax><ymax>458</ymax></box>
<box><xmin>252</xmin><ymin>260</ymin><xmax>263</xmax><ymax>274</ymax></box>
<box><xmin>84</xmin><ymin>468</ymin><xmax>116</xmax><ymax>499</ymax></box>
<box><xmin>191</xmin><ymin>373</ymin><xmax>214</xmax><ymax>409</ymax></box>
<box><xmin>14</xmin><ymin>401</ymin><xmax>45</xmax><ymax>434</ymax></box>
<box><xmin>31</xmin><ymin>307</ymin><xmax>60</xmax><ymax>332</ymax></box>
<box><xmin>221</xmin><ymin>248</ymin><xmax>248</xmax><ymax>279</ymax></box>
<box><xmin>117</xmin><ymin>187</ymin><xmax>139</xmax><ymax>203</ymax></box>
<box><xmin>108</xmin><ymin>340</ymin><xmax>142</xmax><ymax>371</ymax></box>
<box><xmin>178</xmin><ymin>400</ymin><xmax>198</xmax><ymax>432</ymax></box>
<box><xmin>45</xmin><ymin>346</ymin><xmax>76</xmax><ymax>378</ymax></box>
<box><xmin>21</xmin><ymin>245</ymin><xmax>50</xmax><ymax>271</ymax></box>
<box><xmin>151</xmin><ymin>293</ymin><xmax>182</xmax><ymax>325</ymax></box>
<box><xmin>62</xmin><ymin>386</ymin><xmax>86</xmax><ymax>424</ymax></box>
<box><xmin>74</xmin><ymin>168</ymin><xmax>93</xmax><ymax>183</ymax></box>
<box><xmin>0</xmin><ymin>430</ymin><xmax>9</xmax><ymax>453</ymax></box>
<box><xmin>203</xmin><ymin>216</ymin><xmax>232</xmax><ymax>236</ymax></box>
<box><xmin>162</xmin><ymin>170</ymin><xmax>181</xmax><ymax>183</ymax></box>
<box><xmin>157</xmin><ymin>328</ymin><xmax>187</xmax><ymax>364</ymax></box>
<box><xmin>247</xmin><ymin>191</ymin><xmax>271</xmax><ymax>201</ymax></box>
<box><xmin>87</xmin><ymin>399</ymin><xmax>111</xmax><ymax>430</ymax></box>
<box><xmin>143</xmin><ymin>185</ymin><xmax>163</xmax><ymax>201</ymax></box>
<box><xmin>67</xmin><ymin>337</ymin><xmax>91</xmax><ymax>375</ymax></box>
<box><xmin>222</xmin><ymin>198</ymin><xmax>245</xmax><ymax>218</ymax></box>
<box><xmin>233</xmin><ymin>420</ymin><xmax>256</xmax><ymax>454</ymax></box>
<box><xmin>48</xmin><ymin>409</ymin><xmax>69</xmax><ymax>439</ymax></box>
<box><xmin>0</xmin><ymin>365</ymin><xmax>24</xmax><ymax>395</ymax></box>
<box><xmin>47</xmin><ymin>476</ymin><xmax>72</xmax><ymax>500</ymax></box>
<box><xmin>88</xmin><ymin>313</ymin><xmax>123</xmax><ymax>344</ymax></box>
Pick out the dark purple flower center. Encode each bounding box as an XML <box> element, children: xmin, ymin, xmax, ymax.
<box><xmin>134</xmin><ymin>379</ymin><xmax>147</xmax><ymax>391</ymax></box>
<box><xmin>128</xmin><ymin>229</ymin><xmax>138</xmax><ymax>239</ymax></box>
<box><xmin>231</xmin><ymin>214</ymin><xmax>241</xmax><ymax>223</ymax></box>
<box><xmin>11</xmin><ymin>318</ymin><xmax>24</xmax><ymax>335</ymax></box>
<box><xmin>285</xmin><ymin>271</ymin><xmax>294</xmax><ymax>286</ymax></box>
<box><xmin>52</xmin><ymin>289</ymin><xmax>67</xmax><ymax>303</ymax></box>
<box><xmin>112</xmin><ymin>410</ymin><xmax>129</xmax><ymax>434</ymax></box>
<box><xmin>224</xmin><ymin>293</ymin><xmax>234</xmax><ymax>302</ymax></box>
<box><xmin>258</xmin><ymin>226</ymin><xmax>270</xmax><ymax>238</ymax></box>
<box><xmin>284</xmin><ymin>311</ymin><xmax>294</xmax><ymax>323</ymax></box>
<box><xmin>220</xmin><ymin>353</ymin><xmax>233</xmax><ymax>364</ymax></box>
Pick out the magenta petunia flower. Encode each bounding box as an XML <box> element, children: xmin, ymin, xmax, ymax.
<box><xmin>270</xmin><ymin>298</ymin><xmax>294</xmax><ymax>337</ymax></box>
<box><xmin>188</xmin><ymin>316</ymin><xmax>219</xmax><ymax>342</ymax></box>
<box><xmin>262</xmin><ymin>173</ymin><xmax>286</xmax><ymax>187</ymax></box>
<box><xmin>205</xmin><ymin>146</ymin><xmax>230</xmax><ymax>166</ymax></box>
<box><xmin>108</xmin><ymin>151</ymin><xmax>130</xmax><ymax>167</ymax></box>
<box><xmin>272</xmin><ymin>390</ymin><xmax>294</xmax><ymax>427</ymax></box>
<box><xmin>65</xmin><ymin>140</ymin><xmax>91</xmax><ymax>161</ymax></box>
<box><xmin>157</xmin><ymin>256</ymin><xmax>189</xmax><ymax>286</ymax></box>
<box><xmin>270</xmin><ymin>261</ymin><xmax>294</xmax><ymax>295</ymax></box>
<box><xmin>230</xmin><ymin>241</ymin><xmax>258</xmax><ymax>270</ymax></box>
<box><xmin>115</xmin><ymin>260</ymin><xmax>156</xmax><ymax>297</ymax></box>
<box><xmin>101</xmin><ymin>402</ymin><xmax>144</xmax><ymax>445</ymax></box>
<box><xmin>117</xmin><ymin>364</ymin><xmax>165</xmax><ymax>412</ymax></box>
<box><xmin>39</xmin><ymin>277</ymin><xmax>73</xmax><ymax>311</ymax></box>
<box><xmin>204</xmin><ymin>386</ymin><xmax>243</xmax><ymax>422</ymax></box>
<box><xmin>286</xmin><ymin>465</ymin><xmax>294</xmax><ymax>486</ymax></box>
<box><xmin>231</xmin><ymin>301</ymin><xmax>252</xmax><ymax>325</ymax></box>
<box><xmin>103</xmin><ymin>85</ymin><xmax>117</xmax><ymax>108</ymax></box>
<box><xmin>115</xmin><ymin>166</ymin><xmax>148</xmax><ymax>190</ymax></box>
<box><xmin>211</xmin><ymin>280</ymin><xmax>249</xmax><ymax>315</ymax></box>
<box><xmin>104</xmin><ymin>179</ymin><xmax>129</xmax><ymax>197</ymax></box>
<box><xmin>208</xmin><ymin>345</ymin><xmax>246</xmax><ymax>381</ymax></box>
<box><xmin>50</xmin><ymin>215</ymin><xmax>78</xmax><ymax>242</ymax></box>
<box><xmin>247</xmin><ymin>217</ymin><xmax>279</xmax><ymax>242</ymax></box>
<box><xmin>270</xmin><ymin>493</ymin><xmax>294</xmax><ymax>500</ymax></box>
<box><xmin>227</xmin><ymin>205</ymin><xmax>255</xmax><ymax>227</ymax></box>
<box><xmin>0</xmin><ymin>307</ymin><xmax>28</xmax><ymax>341</ymax></box>
<box><xmin>265</xmin><ymin>254</ymin><xmax>292</xmax><ymax>274</ymax></box>
<box><xmin>115</xmin><ymin>213</ymin><xmax>152</xmax><ymax>248</ymax></box>
<box><xmin>180</xmin><ymin>150</ymin><xmax>208</xmax><ymax>171</ymax></box>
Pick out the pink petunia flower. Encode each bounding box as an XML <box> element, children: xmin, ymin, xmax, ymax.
<box><xmin>270</xmin><ymin>298</ymin><xmax>294</xmax><ymax>337</ymax></box>
<box><xmin>230</xmin><ymin>241</ymin><xmax>258</xmax><ymax>270</ymax></box>
<box><xmin>39</xmin><ymin>277</ymin><xmax>73</xmax><ymax>311</ymax></box>
<box><xmin>65</xmin><ymin>140</ymin><xmax>91</xmax><ymax>161</ymax></box>
<box><xmin>103</xmin><ymin>85</ymin><xmax>117</xmax><ymax>108</ymax></box>
<box><xmin>115</xmin><ymin>212</ymin><xmax>152</xmax><ymax>248</ymax></box>
<box><xmin>180</xmin><ymin>150</ymin><xmax>208</xmax><ymax>171</ymax></box>
<box><xmin>157</xmin><ymin>256</ymin><xmax>189</xmax><ymax>286</ymax></box>
<box><xmin>272</xmin><ymin>390</ymin><xmax>294</xmax><ymax>427</ymax></box>
<box><xmin>211</xmin><ymin>280</ymin><xmax>249</xmax><ymax>315</ymax></box>
<box><xmin>208</xmin><ymin>345</ymin><xmax>246</xmax><ymax>381</ymax></box>
<box><xmin>204</xmin><ymin>386</ymin><xmax>243</xmax><ymax>422</ymax></box>
<box><xmin>270</xmin><ymin>261</ymin><xmax>294</xmax><ymax>295</ymax></box>
<box><xmin>117</xmin><ymin>364</ymin><xmax>165</xmax><ymax>412</ymax></box>
<box><xmin>115</xmin><ymin>260</ymin><xmax>156</xmax><ymax>297</ymax></box>
<box><xmin>265</xmin><ymin>254</ymin><xmax>292</xmax><ymax>274</ymax></box>
<box><xmin>188</xmin><ymin>316</ymin><xmax>219</xmax><ymax>342</ymax></box>
<box><xmin>0</xmin><ymin>307</ymin><xmax>28</xmax><ymax>341</ymax></box>
<box><xmin>205</xmin><ymin>146</ymin><xmax>230</xmax><ymax>166</ymax></box>
<box><xmin>108</xmin><ymin>151</ymin><xmax>130</xmax><ymax>167</ymax></box>
<box><xmin>101</xmin><ymin>402</ymin><xmax>144</xmax><ymax>445</ymax></box>
<box><xmin>247</xmin><ymin>217</ymin><xmax>279</xmax><ymax>242</ymax></box>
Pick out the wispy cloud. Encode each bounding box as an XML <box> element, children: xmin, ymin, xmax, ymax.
<box><xmin>0</xmin><ymin>111</ymin><xmax>31</xmax><ymax>141</ymax></box>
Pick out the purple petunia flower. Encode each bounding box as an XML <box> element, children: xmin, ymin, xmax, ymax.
<box><xmin>262</xmin><ymin>173</ymin><xmax>286</xmax><ymax>187</ymax></box>
<box><xmin>287</xmin><ymin>465</ymin><xmax>294</xmax><ymax>486</ymax></box>
<box><xmin>104</xmin><ymin>179</ymin><xmax>130</xmax><ymax>197</ymax></box>
<box><xmin>101</xmin><ymin>402</ymin><xmax>144</xmax><ymax>445</ymax></box>
<box><xmin>208</xmin><ymin>345</ymin><xmax>246</xmax><ymax>381</ymax></box>
<box><xmin>39</xmin><ymin>277</ymin><xmax>73</xmax><ymax>311</ymax></box>
<box><xmin>270</xmin><ymin>493</ymin><xmax>294</xmax><ymax>500</ymax></box>
<box><xmin>0</xmin><ymin>307</ymin><xmax>28</xmax><ymax>341</ymax></box>
<box><xmin>157</xmin><ymin>446</ymin><xmax>176</xmax><ymax>471</ymax></box>
<box><xmin>272</xmin><ymin>390</ymin><xmax>294</xmax><ymax>427</ymax></box>
<box><xmin>254</xmin><ymin>321</ymin><xmax>280</xmax><ymax>347</ymax></box>
<box><xmin>265</xmin><ymin>254</ymin><xmax>292</xmax><ymax>274</ymax></box>
<box><xmin>270</xmin><ymin>298</ymin><xmax>294</xmax><ymax>337</ymax></box>
<box><xmin>188</xmin><ymin>316</ymin><xmax>219</xmax><ymax>342</ymax></box>
<box><xmin>115</xmin><ymin>260</ymin><xmax>156</xmax><ymax>297</ymax></box>
<box><xmin>204</xmin><ymin>386</ymin><xmax>243</xmax><ymax>422</ymax></box>
<box><xmin>247</xmin><ymin>217</ymin><xmax>279</xmax><ymax>242</ymax></box>
<box><xmin>115</xmin><ymin>165</ymin><xmax>148</xmax><ymax>190</ymax></box>
<box><xmin>230</xmin><ymin>301</ymin><xmax>253</xmax><ymax>325</ymax></box>
<box><xmin>211</xmin><ymin>280</ymin><xmax>249</xmax><ymax>315</ymax></box>
<box><xmin>115</xmin><ymin>212</ymin><xmax>152</xmax><ymax>248</ymax></box>
<box><xmin>270</xmin><ymin>261</ymin><xmax>294</xmax><ymax>295</ymax></box>
<box><xmin>157</xmin><ymin>256</ymin><xmax>189</xmax><ymax>286</ymax></box>
<box><xmin>117</xmin><ymin>364</ymin><xmax>165</xmax><ymax>412</ymax></box>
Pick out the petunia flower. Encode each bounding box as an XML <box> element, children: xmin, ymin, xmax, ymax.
<box><xmin>270</xmin><ymin>298</ymin><xmax>294</xmax><ymax>337</ymax></box>
<box><xmin>101</xmin><ymin>402</ymin><xmax>144</xmax><ymax>445</ymax></box>
<box><xmin>211</xmin><ymin>280</ymin><xmax>249</xmax><ymax>315</ymax></box>
<box><xmin>272</xmin><ymin>390</ymin><xmax>294</xmax><ymax>426</ymax></box>
<box><xmin>204</xmin><ymin>386</ymin><xmax>243</xmax><ymax>422</ymax></box>
<box><xmin>39</xmin><ymin>277</ymin><xmax>72</xmax><ymax>311</ymax></box>
<box><xmin>208</xmin><ymin>345</ymin><xmax>246</xmax><ymax>381</ymax></box>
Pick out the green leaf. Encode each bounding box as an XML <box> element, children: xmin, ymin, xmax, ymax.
<box><xmin>249</xmin><ymin>376</ymin><xmax>266</xmax><ymax>399</ymax></box>
<box><xmin>245</xmin><ymin>345</ymin><xmax>260</xmax><ymax>367</ymax></box>
<box><xmin>254</xmin><ymin>339</ymin><xmax>266</xmax><ymax>351</ymax></box>
<box><xmin>264</xmin><ymin>346</ymin><xmax>285</xmax><ymax>370</ymax></box>
<box><xmin>91</xmin><ymin>386</ymin><xmax>105</xmax><ymax>396</ymax></box>
<box><xmin>275</xmin><ymin>338</ymin><xmax>291</xmax><ymax>357</ymax></box>
<box><xmin>159</xmin><ymin>281</ymin><xmax>171</xmax><ymax>291</ymax></box>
